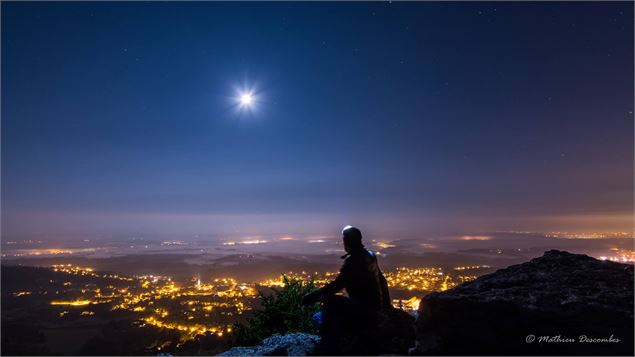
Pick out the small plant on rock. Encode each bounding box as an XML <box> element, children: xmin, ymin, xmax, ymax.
<box><xmin>232</xmin><ymin>275</ymin><xmax>320</xmax><ymax>346</ymax></box>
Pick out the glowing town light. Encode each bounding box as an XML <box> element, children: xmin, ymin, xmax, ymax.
<box><xmin>241</xmin><ymin>240</ymin><xmax>268</xmax><ymax>245</ymax></box>
<box><xmin>50</xmin><ymin>300</ymin><xmax>92</xmax><ymax>306</ymax></box>
<box><xmin>461</xmin><ymin>236</ymin><xmax>492</xmax><ymax>241</ymax></box>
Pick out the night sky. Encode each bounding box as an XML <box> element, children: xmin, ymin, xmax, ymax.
<box><xmin>2</xmin><ymin>2</ymin><xmax>633</xmax><ymax>239</ymax></box>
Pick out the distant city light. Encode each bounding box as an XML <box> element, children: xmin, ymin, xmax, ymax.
<box><xmin>223</xmin><ymin>240</ymin><xmax>268</xmax><ymax>245</ymax></box>
<box><xmin>545</xmin><ymin>231</ymin><xmax>633</xmax><ymax>239</ymax></box>
<box><xmin>50</xmin><ymin>300</ymin><xmax>92</xmax><ymax>306</ymax></box>
<box><xmin>240</xmin><ymin>240</ymin><xmax>268</xmax><ymax>245</ymax></box>
<box><xmin>373</xmin><ymin>241</ymin><xmax>397</xmax><ymax>249</ymax></box>
<box><xmin>461</xmin><ymin>236</ymin><xmax>492</xmax><ymax>241</ymax></box>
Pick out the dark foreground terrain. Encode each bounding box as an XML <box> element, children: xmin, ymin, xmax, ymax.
<box><xmin>412</xmin><ymin>250</ymin><xmax>634</xmax><ymax>355</ymax></box>
<box><xmin>222</xmin><ymin>250</ymin><xmax>634</xmax><ymax>356</ymax></box>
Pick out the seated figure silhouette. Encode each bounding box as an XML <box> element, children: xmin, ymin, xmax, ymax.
<box><xmin>302</xmin><ymin>226</ymin><xmax>392</xmax><ymax>354</ymax></box>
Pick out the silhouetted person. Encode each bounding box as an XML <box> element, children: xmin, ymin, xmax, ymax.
<box><xmin>302</xmin><ymin>226</ymin><xmax>391</xmax><ymax>354</ymax></box>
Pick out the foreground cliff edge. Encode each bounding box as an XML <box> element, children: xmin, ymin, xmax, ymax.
<box><xmin>220</xmin><ymin>250</ymin><xmax>634</xmax><ymax>356</ymax></box>
<box><xmin>412</xmin><ymin>250</ymin><xmax>633</xmax><ymax>356</ymax></box>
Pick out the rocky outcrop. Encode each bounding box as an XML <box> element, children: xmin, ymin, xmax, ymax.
<box><xmin>218</xmin><ymin>333</ymin><xmax>320</xmax><ymax>356</ymax></box>
<box><xmin>374</xmin><ymin>307</ymin><xmax>417</xmax><ymax>354</ymax></box>
<box><xmin>323</xmin><ymin>307</ymin><xmax>416</xmax><ymax>355</ymax></box>
<box><xmin>218</xmin><ymin>309</ymin><xmax>415</xmax><ymax>356</ymax></box>
<box><xmin>411</xmin><ymin>250</ymin><xmax>634</xmax><ymax>355</ymax></box>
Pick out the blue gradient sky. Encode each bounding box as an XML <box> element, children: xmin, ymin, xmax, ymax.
<box><xmin>2</xmin><ymin>2</ymin><xmax>633</xmax><ymax>239</ymax></box>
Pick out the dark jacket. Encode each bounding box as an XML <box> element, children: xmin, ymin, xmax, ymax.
<box><xmin>311</xmin><ymin>247</ymin><xmax>391</xmax><ymax>311</ymax></box>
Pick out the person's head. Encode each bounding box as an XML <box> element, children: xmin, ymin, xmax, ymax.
<box><xmin>342</xmin><ymin>225</ymin><xmax>363</xmax><ymax>253</ymax></box>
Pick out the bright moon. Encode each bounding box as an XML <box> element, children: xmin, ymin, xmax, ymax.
<box><xmin>239</xmin><ymin>92</ymin><xmax>254</xmax><ymax>107</ymax></box>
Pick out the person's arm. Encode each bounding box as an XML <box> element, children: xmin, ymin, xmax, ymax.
<box><xmin>301</xmin><ymin>259</ymin><xmax>350</xmax><ymax>305</ymax></box>
<box><xmin>319</xmin><ymin>266</ymin><xmax>347</xmax><ymax>296</ymax></box>
<box><xmin>379</xmin><ymin>271</ymin><xmax>392</xmax><ymax>309</ymax></box>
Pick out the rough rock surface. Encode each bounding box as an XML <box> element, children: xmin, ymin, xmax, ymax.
<box><xmin>218</xmin><ymin>333</ymin><xmax>320</xmax><ymax>356</ymax></box>
<box><xmin>411</xmin><ymin>250</ymin><xmax>634</xmax><ymax>355</ymax></box>
<box><xmin>374</xmin><ymin>307</ymin><xmax>417</xmax><ymax>354</ymax></box>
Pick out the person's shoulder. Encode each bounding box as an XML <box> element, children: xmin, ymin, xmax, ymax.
<box><xmin>345</xmin><ymin>249</ymin><xmax>376</xmax><ymax>264</ymax></box>
<box><xmin>342</xmin><ymin>251</ymin><xmax>363</xmax><ymax>265</ymax></box>
<box><xmin>362</xmin><ymin>248</ymin><xmax>379</xmax><ymax>260</ymax></box>
<box><xmin>342</xmin><ymin>253</ymin><xmax>356</xmax><ymax>263</ymax></box>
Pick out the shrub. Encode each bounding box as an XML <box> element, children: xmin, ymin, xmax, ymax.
<box><xmin>233</xmin><ymin>275</ymin><xmax>320</xmax><ymax>345</ymax></box>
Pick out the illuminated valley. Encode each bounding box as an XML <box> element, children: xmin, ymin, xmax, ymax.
<box><xmin>2</xmin><ymin>263</ymin><xmax>483</xmax><ymax>352</ymax></box>
<box><xmin>2</xmin><ymin>233</ymin><xmax>633</xmax><ymax>355</ymax></box>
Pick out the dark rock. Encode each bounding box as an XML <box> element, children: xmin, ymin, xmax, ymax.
<box><xmin>323</xmin><ymin>307</ymin><xmax>416</xmax><ymax>355</ymax></box>
<box><xmin>411</xmin><ymin>250</ymin><xmax>634</xmax><ymax>355</ymax></box>
<box><xmin>375</xmin><ymin>307</ymin><xmax>417</xmax><ymax>354</ymax></box>
<box><xmin>221</xmin><ymin>309</ymin><xmax>416</xmax><ymax>356</ymax></box>
<box><xmin>218</xmin><ymin>333</ymin><xmax>320</xmax><ymax>356</ymax></box>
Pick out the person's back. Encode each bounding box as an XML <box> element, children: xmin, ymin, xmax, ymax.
<box><xmin>325</xmin><ymin>246</ymin><xmax>389</xmax><ymax>311</ymax></box>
